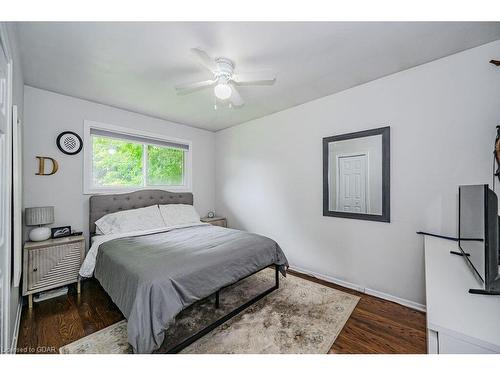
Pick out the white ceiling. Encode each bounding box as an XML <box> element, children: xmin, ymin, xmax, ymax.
<box><xmin>16</xmin><ymin>22</ymin><xmax>500</xmax><ymax>131</ymax></box>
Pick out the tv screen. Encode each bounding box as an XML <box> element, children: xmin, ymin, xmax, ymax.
<box><xmin>459</xmin><ymin>185</ymin><xmax>486</xmax><ymax>284</ymax></box>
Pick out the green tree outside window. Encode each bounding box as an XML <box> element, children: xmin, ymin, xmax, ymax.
<box><xmin>147</xmin><ymin>145</ymin><xmax>184</xmax><ymax>185</ymax></box>
<box><xmin>92</xmin><ymin>136</ymin><xmax>184</xmax><ymax>187</ymax></box>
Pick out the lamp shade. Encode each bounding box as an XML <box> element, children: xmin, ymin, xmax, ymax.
<box><xmin>25</xmin><ymin>206</ymin><xmax>54</xmax><ymax>226</ymax></box>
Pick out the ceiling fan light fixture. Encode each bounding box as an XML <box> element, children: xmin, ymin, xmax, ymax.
<box><xmin>214</xmin><ymin>83</ymin><xmax>232</xmax><ymax>100</ymax></box>
<box><xmin>175</xmin><ymin>48</ymin><xmax>277</xmax><ymax>108</ymax></box>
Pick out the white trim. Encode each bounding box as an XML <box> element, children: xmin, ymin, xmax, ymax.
<box><xmin>143</xmin><ymin>142</ymin><xmax>148</xmax><ymax>186</ymax></box>
<box><xmin>289</xmin><ymin>264</ymin><xmax>364</xmax><ymax>293</ymax></box>
<box><xmin>364</xmin><ymin>287</ymin><xmax>426</xmax><ymax>312</ymax></box>
<box><xmin>427</xmin><ymin>329</ymin><xmax>439</xmax><ymax>354</ymax></box>
<box><xmin>12</xmin><ymin>105</ymin><xmax>21</xmax><ymax>287</ymax></box>
<box><xmin>0</xmin><ymin>22</ymin><xmax>13</xmax><ymax>354</ymax></box>
<box><xmin>8</xmin><ymin>299</ymin><xmax>22</xmax><ymax>354</ymax></box>
<box><xmin>428</xmin><ymin>323</ymin><xmax>500</xmax><ymax>353</ymax></box>
<box><xmin>83</xmin><ymin>120</ymin><xmax>193</xmax><ymax>194</ymax></box>
<box><xmin>289</xmin><ymin>264</ymin><xmax>426</xmax><ymax>312</ymax></box>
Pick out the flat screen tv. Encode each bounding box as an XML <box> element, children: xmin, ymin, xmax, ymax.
<box><xmin>459</xmin><ymin>184</ymin><xmax>500</xmax><ymax>295</ymax></box>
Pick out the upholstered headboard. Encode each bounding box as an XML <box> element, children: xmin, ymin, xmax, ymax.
<box><xmin>89</xmin><ymin>190</ymin><xmax>194</xmax><ymax>235</ymax></box>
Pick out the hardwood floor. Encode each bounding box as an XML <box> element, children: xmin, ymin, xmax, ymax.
<box><xmin>287</xmin><ymin>271</ymin><xmax>427</xmax><ymax>354</ymax></box>
<box><xmin>17</xmin><ymin>281</ymin><xmax>123</xmax><ymax>354</ymax></box>
<box><xmin>16</xmin><ymin>271</ymin><xmax>426</xmax><ymax>354</ymax></box>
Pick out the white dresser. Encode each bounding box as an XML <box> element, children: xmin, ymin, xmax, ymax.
<box><xmin>424</xmin><ymin>235</ymin><xmax>500</xmax><ymax>353</ymax></box>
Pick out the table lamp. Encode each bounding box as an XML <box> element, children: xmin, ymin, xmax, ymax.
<box><xmin>25</xmin><ymin>206</ymin><xmax>54</xmax><ymax>241</ymax></box>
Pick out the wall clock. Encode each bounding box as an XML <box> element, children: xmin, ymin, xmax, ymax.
<box><xmin>56</xmin><ymin>131</ymin><xmax>83</xmax><ymax>155</ymax></box>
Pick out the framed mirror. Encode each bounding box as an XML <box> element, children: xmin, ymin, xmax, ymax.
<box><xmin>323</xmin><ymin>126</ymin><xmax>390</xmax><ymax>222</ymax></box>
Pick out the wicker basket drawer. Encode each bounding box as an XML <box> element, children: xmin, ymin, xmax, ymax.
<box><xmin>26</xmin><ymin>238</ymin><xmax>84</xmax><ymax>292</ymax></box>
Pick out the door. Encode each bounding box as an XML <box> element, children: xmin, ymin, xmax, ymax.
<box><xmin>0</xmin><ymin>34</ymin><xmax>10</xmax><ymax>353</ymax></box>
<box><xmin>12</xmin><ymin>105</ymin><xmax>21</xmax><ymax>287</ymax></box>
<box><xmin>337</xmin><ymin>154</ymin><xmax>368</xmax><ymax>213</ymax></box>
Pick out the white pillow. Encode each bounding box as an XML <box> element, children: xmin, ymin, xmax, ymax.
<box><xmin>158</xmin><ymin>204</ymin><xmax>201</xmax><ymax>227</ymax></box>
<box><xmin>95</xmin><ymin>205</ymin><xmax>165</xmax><ymax>235</ymax></box>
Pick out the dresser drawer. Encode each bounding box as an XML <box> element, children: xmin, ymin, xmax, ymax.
<box><xmin>27</xmin><ymin>241</ymin><xmax>83</xmax><ymax>291</ymax></box>
<box><xmin>438</xmin><ymin>332</ymin><xmax>497</xmax><ymax>354</ymax></box>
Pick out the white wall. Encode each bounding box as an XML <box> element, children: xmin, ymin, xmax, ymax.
<box><xmin>23</xmin><ymin>86</ymin><xmax>215</xmax><ymax>242</ymax></box>
<box><xmin>215</xmin><ymin>40</ymin><xmax>500</xmax><ymax>306</ymax></box>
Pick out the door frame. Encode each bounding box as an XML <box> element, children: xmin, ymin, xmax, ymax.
<box><xmin>0</xmin><ymin>22</ymin><xmax>14</xmax><ymax>353</ymax></box>
<box><xmin>335</xmin><ymin>151</ymin><xmax>370</xmax><ymax>213</ymax></box>
<box><xmin>12</xmin><ymin>104</ymin><xmax>22</xmax><ymax>288</ymax></box>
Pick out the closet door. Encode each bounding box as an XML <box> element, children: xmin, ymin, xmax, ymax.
<box><xmin>12</xmin><ymin>105</ymin><xmax>21</xmax><ymax>287</ymax></box>
<box><xmin>0</xmin><ymin>34</ymin><xmax>11</xmax><ymax>353</ymax></box>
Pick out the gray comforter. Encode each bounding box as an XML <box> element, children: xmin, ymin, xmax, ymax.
<box><xmin>94</xmin><ymin>224</ymin><xmax>288</xmax><ymax>353</ymax></box>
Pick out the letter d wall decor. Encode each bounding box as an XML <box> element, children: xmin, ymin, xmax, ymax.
<box><xmin>35</xmin><ymin>156</ymin><xmax>59</xmax><ymax>176</ymax></box>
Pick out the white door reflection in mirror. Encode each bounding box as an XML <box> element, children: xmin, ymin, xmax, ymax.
<box><xmin>337</xmin><ymin>154</ymin><xmax>367</xmax><ymax>213</ymax></box>
<box><xmin>328</xmin><ymin>134</ymin><xmax>382</xmax><ymax>215</ymax></box>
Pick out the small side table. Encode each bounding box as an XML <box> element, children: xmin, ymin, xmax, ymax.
<box><xmin>23</xmin><ymin>235</ymin><xmax>85</xmax><ymax>308</ymax></box>
<box><xmin>201</xmin><ymin>216</ymin><xmax>227</xmax><ymax>228</ymax></box>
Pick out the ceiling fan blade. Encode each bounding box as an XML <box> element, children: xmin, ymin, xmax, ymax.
<box><xmin>175</xmin><ymin>79</ymin><xmax>216</xmax><ymax>95</ymax></box>
<box><xmin>232</xmin><ymin>70</ymin><xmax>276</xmax><ymax>85</ymax></box>
<box><xmin>229</xmin><ymin>84</ymin><xmax>244</xmax><ymax>107</ymax></box>
<box><xmin>190</xmin><ymin>48</ymin><xmax>217</xmax><ymax>72</ymax></box>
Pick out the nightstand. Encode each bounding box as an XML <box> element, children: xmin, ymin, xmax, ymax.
<box><xmin>23</xmin><ymin>235</ymin><xmax>85</xmax><ymax>308</ymax></box>
<box><xmin>201</xmin><ymin>216</ymin><xmax>227</xmax><ymax>228</ymax></box>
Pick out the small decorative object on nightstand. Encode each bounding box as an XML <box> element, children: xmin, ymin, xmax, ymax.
<box><xmin>201</xmin><ymin>216</ymin><xmax>227</xmax><ymax>228</ymax></box>
<box><xmin>51</xmin><ymin>225</ymin><xmax>72</xmax><ymax>239</ymax></box>
<box><xmin>23</xmin><ymin>235</ymin><xmax>85</xmax><ymax>309</ymax></box>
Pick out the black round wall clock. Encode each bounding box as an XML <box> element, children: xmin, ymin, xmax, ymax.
<box><xmin>56</xmin><ymin>131</ymin><xmax>83</xmax><ymax>155</ymax></box>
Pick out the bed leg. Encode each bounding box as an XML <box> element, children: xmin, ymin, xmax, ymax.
<box><xmin>275</xmin><ymin>264</ymin><xmax>279</xmax><ymax>289</ymax></box>
<box><xmin>167</xmin><ymin>264</ymin><xmax>280</xmax><ymax>353</ymax></box>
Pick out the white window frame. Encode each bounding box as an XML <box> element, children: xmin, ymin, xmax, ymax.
<box><xmin>83</xmin><ymin>120</ymin><xmax>192</xmax><ymax>194</ymax></box>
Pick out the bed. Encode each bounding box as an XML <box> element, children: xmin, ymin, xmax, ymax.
<box><xmin>81</xmin><ymin>190</ymin><xmax>288</xmax><ymax>354</ymax></box>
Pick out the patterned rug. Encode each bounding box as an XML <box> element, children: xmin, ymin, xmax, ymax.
<box><xmin>59</xmin><ymin>269</ymin><xmax>359</xmax><ymax>354</ymax></box>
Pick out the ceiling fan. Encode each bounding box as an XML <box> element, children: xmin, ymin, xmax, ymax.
<box><xmin>175</xmin><ymin>48</ymin><xmax>277</xmax><ymax>108</ymax></box>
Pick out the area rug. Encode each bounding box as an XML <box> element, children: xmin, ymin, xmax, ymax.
<box><xmin>59</xmin><ymin>269</ymin><xmax>359</xmax><ymax>354</ymax></box>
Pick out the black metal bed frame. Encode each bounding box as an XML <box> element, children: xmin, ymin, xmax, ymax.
<box><xmin>166</xmin><ymin>264</ymin><xmax>280</xmax><ymax>353</ymax></box>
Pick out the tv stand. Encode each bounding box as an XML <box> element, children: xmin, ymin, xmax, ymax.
<box><xmin>424</xmin><ymin>234</ymin><xmax>500</xmax><ymax>353</ymax></box>
<box><xmin>469</xmin><ymin>278</ymin><xmax>500</xmax><ymax>295</ymax></box>
<box><xmin>469</xmin><ymin>289</ymin><xmax>500</xmax><ymax>295</ymax></box>
<box><xmin>450</xmin><ymin>250</ymin><xmax>470</xmax><ymax>257</ymax></box>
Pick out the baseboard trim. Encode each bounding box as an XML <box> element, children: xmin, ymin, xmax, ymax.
<box><xmin>289</xmin><ymin>264</ymin><xmax>426</xmax><ymax>313</ymax></box>
<box><xmin>9</xmin><ymin>299</ymin><xmax>22</xmax><ymax>354</ymax></box>
<box><xmin>363</xmin><ymin>287</ymin><xmax>426</xmax><ymax>312</ymax></box>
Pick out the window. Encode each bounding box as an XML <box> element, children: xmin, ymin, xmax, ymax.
<box><xmin>84</xmin><ymin>121</ymin><xmax>191</xmax><ymax>193</ymax></box>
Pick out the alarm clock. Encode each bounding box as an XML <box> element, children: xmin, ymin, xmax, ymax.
<box><xmin>207</xmin><ymin>211</ymin><xmax>215</xmax><ymax>218</ymax></box>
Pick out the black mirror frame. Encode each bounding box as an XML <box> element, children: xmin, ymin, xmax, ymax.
<box><xmin>322</xmin><ymin>126</ymin><xmax>390</xmax><ymax>223</ymax></box>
